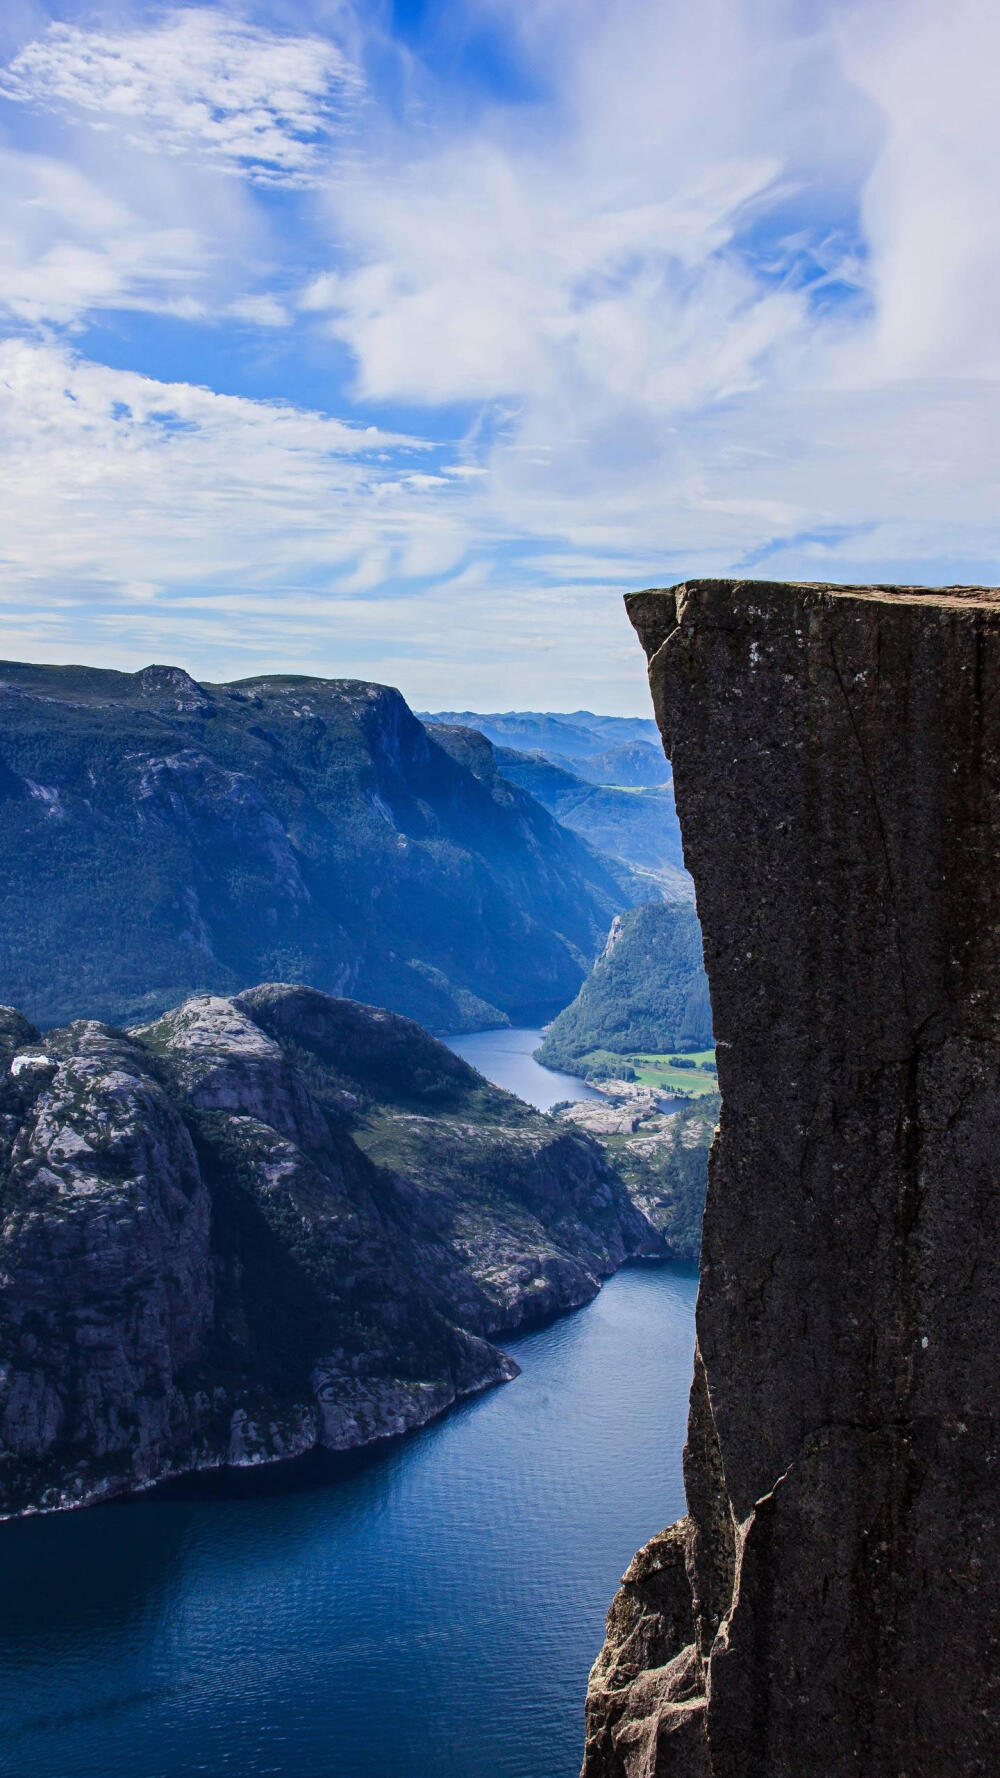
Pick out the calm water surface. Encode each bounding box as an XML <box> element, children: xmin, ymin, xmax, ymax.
<box><xmin>443</xmin><ymin>1026</ymin><xmax>601</xmax><ymax>1110</ymax></box>
<box><xmin>0</xmin><ymin>1266</ymin><xmax>697</xmax><ymax>1778</ymax></box>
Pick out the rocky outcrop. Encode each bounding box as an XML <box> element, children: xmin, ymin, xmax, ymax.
<box><xmin>584</xmin><ymin>580</ymin><xmax>1000</xmax><ymax>1777</ymax></box>
<box><xmin>555</xmin><ymin>1091</ymin><xmax>717</xmax><ymax>1264</ymax></box>
<box><xmin>0</xmin><ymin>984</ymin><xmax>658</xmax><ymax>1518</ymax></box>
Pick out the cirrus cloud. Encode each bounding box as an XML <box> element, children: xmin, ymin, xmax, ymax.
<box><xmin>1</xmin><ymin>0</ymin><xmax>1000</xmax><ymax>710</ymax></box>
<box><xmin>0</xmin><ymin>7</ymin><xmax>363</xmax><ymax>185</ymax></box>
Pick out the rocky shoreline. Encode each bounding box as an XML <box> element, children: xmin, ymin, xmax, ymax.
<box><xmin>0</xmin><ymin>985</ymin><xmax>659</xmax><ymax>1520</ymax></box>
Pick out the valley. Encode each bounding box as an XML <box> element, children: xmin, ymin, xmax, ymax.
<box><xmin>0</xmin><ymin>675</ymin><xmax>717</xmax><ymax>1773</ymax></box>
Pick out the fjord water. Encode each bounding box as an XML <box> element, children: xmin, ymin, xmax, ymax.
<box><xmin>443</xmin><ymin>1025</ymin><xmax>601</xmax><ymax>1109</ymax></box>
<box><xmin>0</xmin><ymin>1265</ymin><xmax>697</xmax><ymax>1778</ymax></box>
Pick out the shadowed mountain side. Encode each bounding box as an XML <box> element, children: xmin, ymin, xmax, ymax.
<box><xmin>0</xmin><ymin>663</ymin><xmax>632</xmax><ymax>1032</ymax></box>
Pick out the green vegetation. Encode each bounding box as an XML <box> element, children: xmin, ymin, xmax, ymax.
<box><xmin>0</xmin><ymin>662</ymin><xmax>632</xmax><ymax>1033</ymax></box>
<box><xmin>594</xmin><ymin>1095</ymin><xmax>720</xmax><ymax>1261</ymax></box>
<box><xmin>631</xmin><ymin>1050</ymin><xmax>717</xmax><ymax>1097</ymax></box>
<box><xmin>537</xmin><ymin>902</ymin><xmax>713</xmax><ymax>1073</ymax></box>
<box><xmin>570</xmin><ymin>1048</ymin><xmax>718</xmax><ymax>1097</ymax></box>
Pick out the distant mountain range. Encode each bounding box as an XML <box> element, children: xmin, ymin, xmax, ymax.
<box><xmin>421</xmin><ymin>708</ymin><xmax>670</xmax><ymax>786</ymax></box>
<box><xmin>426</xmin><ymin>709</ymin><xmax>690</xmax><ymax>898</ymax></box>
<box><xmin>0</xmin><ymin>664</ymin><xmax>641</xmax><ymax>1033</ymax></box>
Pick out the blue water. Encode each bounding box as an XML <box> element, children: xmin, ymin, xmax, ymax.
<box><xmin>0</xmin><ymin>1265</ymin><xmax>697</xmax><ymax>1778</ymax></box>
<box><xmin>443</xmin><ymin>1027</ymin><xmax>602</xmax><ymax>1111</ymax></box>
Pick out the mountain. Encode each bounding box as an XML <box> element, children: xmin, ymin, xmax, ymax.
<box><xmin>494</xmin><ymin>748</ymin><xmax>690</xmax><ymax>897</ymax></box>
<box><xmin>565</xmin><ymin>742</ymin><xmax>671</xmax><ymax>788</ymax></box>
<box><xmin>423</xmin><ymin>709</ymin><xmax>663</xmax><ymax>762</ymax></box>
<box><xmin>536</xmin><ymin>903</ymin><xmax>713</xmax><ymax>1072</ymax></box>
<box><xmin>0</xmin><ymin>983</ymin><xmax>659</xmax><ymax>1518</ymax></box>
<box><xmin>0</xmin><ymin>662</ymin><xmax>634</xmax><ymax>1033</ymax></box>
<box><xmin>423</xmin><ymin>707</ymin><xmax>689</xmax><ymax>894</ymax></box>
<box><xmin>423</xmin><ymin>709</ymin><xmax>671</xmax><ymax>786</ymax></box>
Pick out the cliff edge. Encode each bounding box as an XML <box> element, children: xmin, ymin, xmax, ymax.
<box><xmin>583</xmin><ymin>580</ymin><xmax>1000</xmax><ymax>1777</ymax></box>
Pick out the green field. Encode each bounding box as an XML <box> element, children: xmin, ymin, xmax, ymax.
<box><xmin>633</xmin><ymin>1049</ymin><xmax>718</xmax><ymax>1097</ymax></box>
<box><xmin>578</xmin><ymin>1047</ymin><xmax>718</xmax><ymax>1097</ymax></box>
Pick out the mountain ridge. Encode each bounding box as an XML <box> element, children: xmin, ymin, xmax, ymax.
<box><xmin>0</xmin><ymin>662</ymin><xmax>635</xmax><ymax>1033</ymax></box>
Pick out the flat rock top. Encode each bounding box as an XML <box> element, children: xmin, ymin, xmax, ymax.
<box><xmin>626</xmin><ymin>578</ymin><xmax>1000</xmax><ymax>660</ymax></box>
<box><xmin>630</xmin><ymin>577</ymin><xmax>1000</xmax><ymax>606</ymax></box>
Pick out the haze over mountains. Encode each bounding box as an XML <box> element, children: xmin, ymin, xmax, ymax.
<box><xmin>0</xmin><ymin>664</ymin><xmax>647</xmax><ymax>1034</ymax></box>
<box><xmin>426</xmin><ymin>710</ymin><xmax>691</xmax><ymax>900</ymax></box>
<box><xmin>422</xmin><ymin>711</ymin><xmax>670</xmax><ymax>788</ymax></box>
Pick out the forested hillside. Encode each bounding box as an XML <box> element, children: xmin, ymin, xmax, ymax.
<box><xmin>0</xmin><ymin>663</ymin><xmax>633</xmax><ymax>1031</ymax></box>
<box><xmin>537</xmin><ymin>902</ymin><xmax>712</xmax><ymax>1070</ymax></box>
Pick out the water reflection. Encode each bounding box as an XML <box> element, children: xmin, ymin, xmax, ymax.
<box><xmin>0</xmin><ymin>1266</ymin><xmax>696</xmax><ymax>1778</ymax></box>
<box><xmin>442</xmin><ymin>1027</ymin><xmax>602</xmax><ymax>1111</ymax></box>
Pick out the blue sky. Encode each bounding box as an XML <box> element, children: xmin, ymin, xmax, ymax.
<box><xmin>0</xmin><ymin>0</ymin><xmax>998</xmax><ymax>711</ymax></box>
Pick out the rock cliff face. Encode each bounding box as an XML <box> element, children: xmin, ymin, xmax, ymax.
<box><xmin>583</xmin><ymin>580</ymin><xmax>1000</xmax><ymax>1777</ymax></box>
<box><xmin>0</xmin><ymin>984</ymin><xmax>657</xmax><ymax>1518</ymax></box>
<box><xmin>0</xmin><ymin>662</ymin><xmax>635</xmax><ymax>1032</ymax></box>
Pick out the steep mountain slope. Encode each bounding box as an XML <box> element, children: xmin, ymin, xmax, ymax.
<box><xmin>0</xmin><ymin>983</ymin><xmax>658</xmax><ymax>1518</ymax></box>
<box><xmin>537</xmin><ymin>903</ymin><xmax>712</xmax><ymax>1072</ymax></box>
<box><xmin>0</xmin><ymin>662</ymin><xmax>630</xmax><ymax>1032</ymax></box>
<box><xmin>425</xmin><ymin>709</ymin><xmax>672</xmax><ymax>788</ymax></box>
<box><xmin>494</xmin><ymin>748</ymin><xmax>690</xmax><ymax>896</ymax></box>
<box><xmin>584</xmin><ymin>579</ymin><xmax>1000</xmax><ymax>1778</ymax></box>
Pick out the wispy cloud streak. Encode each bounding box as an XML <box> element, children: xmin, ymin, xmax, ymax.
<box><xmin>1</xmin><ymin>8</ymin><xmax>363</xmax><ymax>185</ymax></box>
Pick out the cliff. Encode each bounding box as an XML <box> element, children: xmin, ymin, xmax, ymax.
<box><xmin>583</xmin><ymin>580</ymin><xmax>1000</xmax><ymax>1777</ymax></box>
<box><xmin>0</xmin><ymin>663</ymin><xmax>634</xmax><ymax>1032</ymax></box>
<box><xmin>0</xmin><ymin>984</ymin><xmax>658</xmax><ymax>1518</ymax></box>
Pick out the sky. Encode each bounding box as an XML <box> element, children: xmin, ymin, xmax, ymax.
<box><xmin>0</xmin><ymin>0</ymin><xmax>998</xmax><ymax>712</ymax></box>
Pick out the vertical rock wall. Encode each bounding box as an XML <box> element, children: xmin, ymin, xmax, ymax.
<box><xmin>583</xmin><ymin>580</ymin><xmax>1000</xmax><ymax>1777</ymax></box>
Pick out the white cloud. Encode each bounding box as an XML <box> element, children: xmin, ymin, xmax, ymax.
<box><xmin>0</xmin><ymin>148</ymin><xmax>209</xmax><ymax>325</ymax></box>
<box><xmin>0</xmin><ymin>338</ymin><xmax>440</xmax><ymax>593</ymax></box>
<box><xmin>226</xmin><ymin>292</ymin><xmax>291</xmax><ymax>327</ymax></box>
<box><xmin>3</xmin><ymin>0</ymin><xmax>1000</xmax><ymax>708</ymax></box>
<box><xmin>837</xmin><ymin>0</ymin><xmax>1000</xmax><ymax>380</ymax></box>
<box><xmin>298</xmin><ymin>0</ymin><xmax>1000</xmax><ymax>591</ymax></box>
<box><xmin>1</xmin><ymin>8</ymin><xmax>363</xmax><ymax>185</ymax></box>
